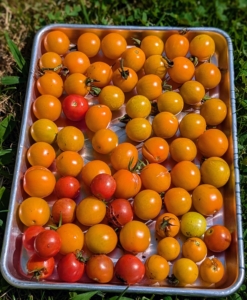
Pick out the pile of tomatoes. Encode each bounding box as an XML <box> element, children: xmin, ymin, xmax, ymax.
<box><xmin>18</xmin><ymin>28</ymin><xmax>233</xmax><ymax>287</ymax></box>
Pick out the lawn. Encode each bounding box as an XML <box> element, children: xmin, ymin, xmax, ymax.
<box><xmin>0</xmin><ymin>0</ymin><xmax>247</xmax><ymax>299</ymax></box>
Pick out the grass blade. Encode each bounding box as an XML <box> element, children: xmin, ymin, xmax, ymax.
<box><xmin>0</xmin><ymin>76</ymin><xmax>21</xmax><ymax>85</ymax></box>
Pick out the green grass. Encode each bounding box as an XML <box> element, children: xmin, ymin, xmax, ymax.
<box><xmin>0</xmin><ymin>0</ymin><xmax>247</xmax><ymax>299</ymax></box>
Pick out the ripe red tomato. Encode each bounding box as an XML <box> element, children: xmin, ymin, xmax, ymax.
<box><xmin>62</xmin><ymin>94</ymin><xmax>89</xmax><ymax>121</ymax></box>
<box><xmin>26</xmin><ymin>253</ymin><xmax>55</xmax><ymax>280</ymax></box>
<box><xmin>51</xmin><ymin>198</ymin><xmax>77</xmax><ymax>224</ymax></box>
<box><xmin>57</xmin><ymin>250</ymin><xmax>86</xmax><ymax>283</ymax></box>
<box><xmin>114</xmin><ymin>254</ymin><xmax>145</xmax><ymax>285</ymax></box>
<box><xmin>106</xmin><ymin>198</ymin><xmax>133</xmax><ymax>228</ymax></box>
<box><xmin>90</xmin><ymin>173</ymin><xmax>116</xmax><ymax>201</ymax></box>
<box><xmin>86</xmin><ymin>254</ymin><xmax>114</xmax><ymax>283</ymax></box>
<box><xmin>22</xmin><ymin>225</ymin><xmax>46</xmax><ymax>252</ymax></box>
<box><xmin>54</xmin><ymin>176</ymin><xmax>81</xmax><ymax>200</ymax></box>
<box><xmin>34</xmin><ymin>229</ymin><xmax>62</xmax><ymax>258</ymax></box>
<box><xmin>204</xmin><ymin>225</ymin><xmax>232</xmax><ymax>252</ymax></box>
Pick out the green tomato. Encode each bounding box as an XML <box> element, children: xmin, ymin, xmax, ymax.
<box><xmin>180</xmin><ymin>212</ymin><xmax>207</xmax><ymax>238</ymax></box>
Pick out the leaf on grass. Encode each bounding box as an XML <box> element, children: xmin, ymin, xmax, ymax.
<box><xmin>70</xmin><ymin>291</ymin><xmax>104</xmax><ymax>300</ymax></box>
<box><xmin>108</xmin><ymin>286</ymin><xmax>131</xmax><ymax>300</ymax></box>
<box><xmin>0</xmin><ymin>115</ymin><xmax>16</xmax><ymax>143</ymax></box>
<box><xmin>0</xmin><ymin>76</ymin><xmax>21</xmax><ymax>85</ymax></box>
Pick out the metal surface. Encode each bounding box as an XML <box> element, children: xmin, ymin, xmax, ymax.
<box><xmin>0</xmin><ymin>24</ymin><xmax>245</xmax><ymax>297</ymax></box>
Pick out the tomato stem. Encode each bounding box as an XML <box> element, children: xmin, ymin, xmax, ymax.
<box><xmin>118</xmin><ymin>59</ymin><xmax>129</xmax><ymax>80</ymax></box>
<box><xmin>167</xmin><ymin>274</ymin><xmax>179</xmax><ymax>286</ymax></box>
<box><xmin>163</xmin><ymin>56</ymin><xmax>174</xmax><ymax>68</ymax></box>
<box><xmin>189</xmin><ymin>56</ymin><xmax>199</xmax><ymax>67</ymax></box>
<box><xmin>40</xmin><ymin>64</ymin><xmax>63</xmax><ymax>73</ymax></box>
<box><xmin>131</xmin><ymin>37</ymin><xmax>141</xmax><ymax>47</ymax></box>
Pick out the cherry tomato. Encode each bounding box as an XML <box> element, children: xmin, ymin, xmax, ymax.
<box><xmin>43</xmin><ymin>30</ymin><xmax>70</xmax><ymax>55</ymax></box>
<box><xmin>106</xmin><ymin>198</ymin><xmax>133</xmax><ymax>228</ymax></box>
<box><xmin>54</xmin><ymin>176</ymin><xmax>81</xmax><ymax>200</ymax></box>
<box><xmin>200</xmin><ymin>98</ymin><xmax>227</xmax><ymax>126</ymax></box>
<box><xmin>125</xmin><ymin>95</ymin><xmax>151</xmax><ymax>118</ymax></box>
<box><xmin>81</xmin><ymin>160</ymin><xmax>111</xmax><ymax>187</ymax></box>
<box><xmin>145</xmin><ymin>254</ymin><xmax>170</xmax><ymax>281</ymax></box>
<box><xmin>85</xmin><ymin>224</ymin><xmax>118</xmax><ymax>254</ymax></box>
<box><xmin>32</xmin><ymin>94</ymin><xmax>62</xmax><ymax>121</ymax></box>
<box><xmin>133</xmin><ymin>189</ymin><xmax>162</xmax><ymax>220</ymax></box>
<box><xmin>27</xmin><ymin>142</ymin><xmax>56</xmax><ymax>168</ymax></box>
<box><xmin>57</xmin><ymin>223</ymin><xmax>84</xmax><ymax>255</ymax></box>
<box><xmin>86</xmin><ymin>61</ymin><xmax>113</xmax><ymax>88</ymax></box>
<box><xmin>113</xmin><ymin>169</ymin><xmax>141</xmax><ymax>199</ymax></box>
<box><xmin>157</xmin><ymin>237</ymin><xmax>180</xmax><ymax>261</ymax></box>
<box><xmin>51</xmin><ymin>198</ymin><xmax>76</xmax><ymax>224</ymax></box>
<box><xmin>63</xmin><ymin>51</ymin><xmax>90</xmax><ymax>74</ymax></box>
<box><xmin>77</xmin><ymin>32</ymin><xmax>101</xmax><ymax>58</ymax></box>
<box><xmin>23</xmin><ymin>166</ymin><xmax>56</xmax><ymax>198</ymax></box>
<box><xmin>90</xmin><ymin>173</ymin><xmax>116</xmax><ymax>201</ymax></box>
<box><xmin>152</xmin><ymin>111</ymin><xmax>179</xmax><ymax>139</ymax></box>
<box><xmin>76</xmin><ymin>196</ymin><xmax>106</xmax><ymax>226</ymax></box>
<box><xmin>189</xmin><ymin>34</ymin><xmax>215</xmax><ymax>61</ymax></box>
<box><xmin>155</xmin><ymin>212</ymin><xmax>180</xmax><ymax>238</ymax></box>
<box><xmin>57</xmin><ymin>250</ymin><xmax>86</xmax><ymax>283</ymax></box>
<box><xmin>119</xmin><ymin>220</ymin><xmax>151</xmax><ymax>253</ymax></box>
<box><xmin>140</xmin><ymin>163</ymin><xmax>171</xmax><ymax>193</ymax></box>
<box><xmin>125</xmin><ymin>118</ymin><xmax>152</xmax><ymax>142</ymax></box>
<box><xmin>136</xmin><ymin>74</ymin><xmax>163</xmax><ymax>100</ymax></box>
<box><xmin>179</xmin><ymin>113</ymin><xmax>207</xmax><ymax>141</ymax></box>
<box><xmin>167</xmin><ymin>57</ymin><xmax>195</xmax><ymax>84</ymax></box>
<box><xmin>64</xmin><ymin>73</ymin><xmax>90</xmax><ymax>96</ymax></box>
<box><xmin>179</xmin><ymin>80</ymin><xmax>205</xmax><ymax>105</ymax></box>
<box><xmin>86</xmin><ymin>254</ymin><xmax>114</xmax><ymax>283</ymax></box>
<box><xmin>22</xmin><ymin>225</ymin><xmax>46</xmax><ymax>252</ymax></box>
<box><xmin>157</xmin><ymin>91</ymin><xmax>184</xmax><ymax>115</ymax></box>
<box><xmin>56</xmin><ymin>151</ymin><xmax>84</xmax><ymax>177</ymax></box>
<box><xmin>62</xmin><ymin>94</ymin><xmax>89</xmax><ymax>121</ymax></box>
<box><xmin>114</xmin><ymin>254</ymin><xmax>145</xmax><ymax>285</ymax></box>
<box><xmin>121</xmin><ymin>47</ymin><xmax>146</xmax><ymax>72</ymax></box>
<box><xmin>26</xmin><ymin>253</ymin><xmax>55</xmax><ymax>280</ymax></box>
<box><xmin>101</xmin><ymin>32</ymin><xmax>127</xmax><ymax>60</ymax></box>
<box><xmin>38</xmin><ymin>52</ymin><xmax>62</xmax><ymax>73</ymax></box>
<box><xmin>172</xmin><ymin>258</ymin><xmax>199</xmax><ymax>285</ymax></box>
<box><xmin>164</xmin><ymin>187</ymin><xmax>192</xmax><ymax>216</ymax></box>
<box><xmin>140</xmin><ymin>35</ymin><xmax>164</xmax><ymax>58</ymax></box>
<box><xmin>204</xmin><ymin>225</ymin><xmax>232</xmax><ymax>252</ymax></box>
<box><xmin>85</xmin><ymin>104</ymin><xmax>112</xmax><ymax>132</ymax></box>
<box><xmin>36</xmin><ymin>71</ymin><xmax>63</xmax><ymax>98</ymax></box>
<box><xmin>30</xmin><ymin>119</ymin><xmax>58</xmax><ymax>144</ymax></box>
<box><xmin>169</xmin><ymin>138</ymin><xmax>197</xmax><ymax>162</ymax></box>
<box><xmin>195</xmin><ymin>62</ymin><xmax>221</xmax><ymax>90</ymax></box>
<box><xmin>34</xmin><ymin>229</ymin><xmax>62</xmax><ymax>258</ymax></box>
<box><xmin>112</xmin><ymin>65</ymin><xmax>138</xmax><ymax>93</ymax></box>
<box><xmin>143</xmin><ymin>54</ymin><xmax>168</xmax><ymax>79</ymax></box>
<box><xmin>199</xmin><ymin>257</ymin><xmax>225</xmax><ymax>284</ymax></box>
<box><xmin>92</xmin><ymin>128</ymin><xmax>118</xmax><ymax>154</ymax></box>
<box><xmin>182</xmin><ymin>237</ymin><xmax>207</xmax><ymax>263</ymax></box>
<box><xmin>19</xmin><ymin>197</ymin><xmax>50</xmax><ymax>227</ymax></box>
<box><xmin>142</xmin><ymin>137</ymin><xmax>169</xmax><ymax>164</ymax></box>
<box><xmin>180</xmin><ymin>212</ymin><xmax>207</xmax><ymax>238</ymax></box>
<box><xmin>56</xmin><ymin>126</ymin><xmax>85</xmax><ymax>152</ymax></box>
<box><xmin>98</xmin><ymin>85</ymin><xmax>125</xmax><ymax>111</ymax></box>
<box><xmin>165</xmin><ymin>33</ymin><xmax>189</xmax><ymax>59</ymax></box>
<box><xmin>192</xmin><ymin>184</ymin><xmax>223</xmax><ymax>216</ymax></box>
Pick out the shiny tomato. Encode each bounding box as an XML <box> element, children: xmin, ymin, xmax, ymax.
<box><xmin>136</xmin><ymin>74</ymin><xmax>163</xmax><ymax>100</ymax></box>
<box><xmin>86</xmin><ymin>61</ymin><xmax>113</xmax><ymax>88</ymax></box>
<box><xmin>199</xmin><ymin>257</ymin><xmax>225</xmax><ymax>284</ymax></box>
<box><xmin>64</xmin><ymin>73</ymin><xmax>91</xmax><ymax>96</ymax></box>
<box><xmin>101</xmin><ymin>32</ymin><xmax>127</xmax><ymax>60</ymax></box>
<box><xmin>51</xmin><ymin>198</ymin><xmax>76</xmax><ymax>224</ymax></box>
<box><xmin>76</xmin><ymin>196</ymin><xmax>106</xmax><ymax>226</ymax></box>
<box><xmin>179</xmin><ymin>113</ymin><xmax>206</xmax><ymax>140</ymax></box>
<box><xmin>192</xmin><ymin>184</ymin><xmax>223</xmax><ymax>216</ymax></box>
<box><xmin>142</xmin><ymin>137</ymin><xmax>169</xmax><ymax>164</ymax></box>
<box><xmin>204</xmin><ymin>225</ymin><xmax>232</xmax><ymax>252</ymax></box>
<box><xmin>90</xmin><ymin>173</ymin><xmax>116</xmax><ymax>201</ymax></box>
<box><xmin>133</xmin><ymin>189</ymin><xmax>162</xmax><ymax>220</ymax></box>
<box><xmin>195</xmin><ymin>62</ymin><xmax>221</xmax><ymax>90</ymax></box>
<box><xmin>30</xmin><ymin>119</ymin><xmax>58</xmax><ymax>144</ymax></box>
<box><xmin>145</xmin><ymin>254</ymin><xmax>170</xmax><ymax>281</ymax></box>
<box><xmin>86</xmin><ymin>254</ymin><xmax>114</xmax><ymax>283</ymax></box>
<box><xmin>155</xmin><ymin>212</ymin><xmax>180</xmax><ymax>238</ymax></box>
<box><xmin>23</xmin><ymin>166</ymin><xmax>56</xmax><ymax>198</ymax></box>
<box><xmin>152</xmin><ymin>111</ymin><xmax>179</xmax><ymax>139</ymax></box>
<box><xmin>125</xmin><ymin>118</ymin><xmax>152</xmax><ymax>142</ymax></box>
<box><xmin>27</xmin><ymin>142</ymin><xmax>56</xmax><ymax>168</ymax></box>
<box><xmin>56</xmin><ymin>126</ymin><xmax>85</xmax><ymax>152</ymax></box>
<box><xmin>179</xmin><ymin>80</ymin><xmax>205</xmax><ymax>105</ymax></box>
<box><xmin>140</xmin><ymin>163</ymin><xmax>171</xmax><ymax>193</ymax></box>
<box><xmin>19</xmin><ymin>197</ymin><xmax>50</xmax><ymax>227</ymax></box>
<box><xmin>189</xmin><ymin>34</ymin><xmax>215</xmax><ymax>61</ymax></box>
<box><xmin>57</xmin><ymin>250</ymin><xmax>86</xmax><ymax>283</ymax></box>
<box><xmin>119</xmin><ymin>220</ymin><xmax>151</xmax><ymax>253</ymax></box>
<box><xmin>112</xmin><ymin>65</ymin><xmax>138</xmax><ymax>93</ymax></box>
<box><xmin>140</xmin><ymin>35</ymin><xmax>164</xmax><ymax>57</ymax></box>
<box><xmin>38</xmin><ymin>52</ymin><xmax>62</xmax><ymax>73</ymax></box>
<box><xmin>106</xmin><ymin>198</ymin><xmax>133</xmax><ymax>228</ymax></box>
<box><xmin>81</xmin><ymin>160</ymin><xmax>111</xmax><ymax>187</ymax></box>
<box><xmin>32</xmin><ymin>94</ymin><xmax>62</xmax><ymax>121</ymax></box>
<box><xmin>34</xmin><ymin>229</ymin><xmax>62</xmax><ymax>258</ymax></box>
<box><xmin>125</xmin><ymin>95</ymin><xmax>151</xmax><ymax>118</ymax></box>
<box><xmin>182</xmin><ymin>237</ymin><xmax>207</xmax><ymax>263</ymax></box>
<box><xmin>113</xmin><ymin>169</ymin><xmax>141</xmax><ymax>199</ymax></box>
<box><xmin>63</xmin><ymin>51</ymin><xmax>90</xmax><ymax>74</ymax></box>
<box><xmin>180</xmin><ymin>212</ymin><xmax>207</xmax><ymax>238</ymax></box>
<box><xmin>36</xmin><ymin>71</ymin><xmax>63</xmax><ymax>98</ymax></box>
<box><xmin>54</xmin><ymin>176</ymin><xmax>80</xmax><ymax>200</ymax></box>
<box><xmin>114</xmin><ymin>254</ymin><xmax>145</xmax><ymax>285</ymax></box>
<box><xmin>143</xmin><ymin>54</ymin><xmax>168</xmax><ymax>79</ymax></box>
<box><xmin>77</xmin><ymin>32</ymin><xmax>101</xmax><ymax>58</ymax></box>
<box><xmin>85</xmin><ymin>224</ymin><xmax>118</xmax><ymax>254</ymax></box>
<box><xmin>172</xmin><ymin>258</ymin><xmax>199</xmax><ymax>285</ymax></box>
<box><xmin>164</xmin><ymin>33</ymin><xmax>189</xmax><ymax>59</ymax></box>
<box><xmin>157</xmin><ymin>91</ymin><xmax>184</xmax><ymax>115</ymax></box>
<box><xmin>167</xmin><ymin>57</ymin><xmax>195</xmax><ymax>84</ymax></box>
<box><xmin>200</xmin><ymin>98</ymin><xmax>227</xmax><ymax>125</ymax></box>
<box><xmin>164</xmin><ymin>187</ymin><xmax>192</xmax><ymax>216</ymax></box>
<box><xmin>157</xmin><ymin>237</ymin><xmax>180</xmax><ymax>261</ymax></box>
<box><xmin>92</xmin><ymin>128</ymin><xmax>118</xmax><ymax>154</ymax></box>
<box><xmin>110</xmin><ymin>142</ymin><xmax>139</xmax><ymax>171</ymax></box>
<box><xmin>22</xmin><ymin>225</ymin><xmax>46</xmax><ymax>252</ymax></box>
<box><xmin>56</xmin><ymin>151</ymin><xmax>84</xmax><ymax>177</ymax></box>
<box><xmin>26</xmin><ymin>253</ymin><xmax>55</xmax><ymax>280</ymax></box>
<box><xmin>62</xmin><ymin>94</ymin><xmax>89</xmax><ymax>121</ymax></box>
<box><xmin>98</xmin><ymin>85</ymin><xmax>125</xmax><ymax>111</ymax></box>
<box><xmin>85</xmin><ymin>104</ymin><xmax>112</xmax><ymax>132</ymax></box>
<box><xmin>43</xmin><ymin>30</ymin><xmax>70</xmax><ymax>55</ymax></box>
<box><xmin>169</xmin><ymin>138</ymin><xmax>197</xmax><ymax>162</ymax></box>
<box><xmin>57</xmin><ymin>223</ymin><xmax>84</xmax><ymax>255</ymax></box>
<box><xmin>121</xmin><ymin>47</ymin><xmax>146</xmax><ymax>72</ymax></box>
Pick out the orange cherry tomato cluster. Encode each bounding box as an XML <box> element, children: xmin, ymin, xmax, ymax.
<box><xmin>19</xmin><ymin>29</ymin><xmax>232</xmax><ymax>286</ymax></box>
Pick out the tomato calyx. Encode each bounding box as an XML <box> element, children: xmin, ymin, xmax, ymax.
<box><xmin>189</xmin><ymin>56</ymin><xmax>199</xmax><ymax>67</ymax></box>
<box><xmin>129</xmin><ymin>159</ymin><xmax>148</xmax><ymax>174</ymax></box>
<box><xmin>159</xmin><ymin>217</ymin><xmax>177</xmax><ymax>234</ymax></box>
<box><xmin>84</xmin><ymin>78</ymin><xmax>102</xmax><ymax>96</ymax></box>
<box><xmin>40</xmin><ymin>64</ymin><xmax>63</xmax><ymax>73</ymax></box>
<box><xmin>28</xmin><ymin>267</ymin><xmax>48</xmax><ymax>281</ymax></box>
<box><xmin>131</xmin><ymin>37</ymin><xmax>141</xmax><ymax>47</ymax></box>
<box><xmin>117</xmin><ymin>59</ymin><xmax>130</xmax><ymax>80</ymax></box>
<box><xmin>75</xmin><ymin>249</ymin><xmax>88</xmax><ymax>263</ymax></box>
<box><xmin>167</xmin><ymin>274</ymin><xmax>179</xmax><ymax>286</ymax></box>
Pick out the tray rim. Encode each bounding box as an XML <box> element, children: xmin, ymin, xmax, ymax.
<box><xmin>0</xmin><ymin>23</ymin><xmax>245</xmax><ymax>296</ymax></box>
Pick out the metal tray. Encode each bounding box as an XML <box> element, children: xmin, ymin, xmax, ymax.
<box><xmin>0</xmin><ymin>24</ymin><xmax>245</xmax><ymax>297</ymax></box>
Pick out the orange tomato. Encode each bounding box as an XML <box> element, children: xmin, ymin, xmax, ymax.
<box><xmin>152</xmin><ymin>111</ymin><xmax>179</xmax><ymax>139</ymax></box>
<box><xmin>143</xmin><ymin>55</ymin><xmax>168</xmax><ymax>79</ymax></box>
<box><xmin>64</xmin><ymin>73</ymin><xmax>91</xmax><ymax>96</ymax></box>
<box><xmin>36</xmin><ymin>71</ymin><xmax>63</xmax><ymax>98</ymax></box>
<box><xmin>98</xmin><ymin>85</ymin><xmax>125</xmax><ymax>111</ymax></box>
<box><xmin>32</xmin><ymin>94</ymin><xmax>62</xmax><ymax>121</ymax></box>
<box><xmin>164</xmin><ymin>34</ymin><xmax>189</xmax><ymax>59</ymax></box>
<box><xmin>140</xmin><ymin>35</ymin><xmax>164</xmax><ymax>58</ymax></box>
<box><xmin>200</xmin><ymin>98</ymin><xmax>227</xmax><ymax>125</ymax></box>
<box><xmin>136</xmin><ymin>74</ymin><xmax>163</xmax><ymax>100</ymax></box>
<box><xmin>81</xmin><ymin>160</ymin><xmax>111</xmax><ymax>186</ymax></box>
<box><xmin>125</xmin><ymin>118</ymin><xmax>152</xmax><ymax>142</ymax></box>
<box><xmin>112</xmin><ymin>65</ymin><xmax>138</xmax><ymax>93</ymax></box>
<box><xmin>27</xmin><ymin>142</ymin><xmax>56</xmax><ymax>168</ymax></box>
<box><xmin>77</xmin><ymin>32</ymin><xmax>101</xmax><ymax>58</ymax></box>
<box><xmin>157</xmin><ymin>91</ymin><xmax>184</xmax><ymax>115</ymax></box>
<box><xmin>155</xmin><ymin>212</ymin><xmax>180</xmax><ymax>238</ymax></box>
<box><xmin>126</xmin><ymin>95</ymin><xmax>151</xmax><ymax>119</ymax></box>
<box><xmin>179</xmin><ymin>113</ymin><xmax>206</xmax><ymax>140</ymax></box>
<box><xmin>56</xmin><ymin>151</ymin><xmax>84</xmax><ymax>177</ymax></box>
<box><xmin>199</xmin><ymin>257</ymin><xmax>225</xmax><ymax>284</ymax></box>
<box><xmin>92</xmin><ymin>128</ymin><xmax>118</xmax><ymax>154</ymax></box>
<box><xmin>195</xmin><ymin>62</ymin><xmax>221</xmax><ymax>90</ymax></box>
<box><xmin>145</xmin><ymin>254</ymin><xmax>170</xmax><ymax>281</ymax></box>
<box><xmin>189</xmin><ymin>34</ymin><xmax>215</xmax><ymax>61</ymax></box>
<box><xmin>121</xmin><ymin>47</ymin><xmax>146</xmax><ymax>72</ymax></box>
<box><xmin>101</xmin><ymin>32</ymin><xmax>127</xmax><ymax>60</ymax></box>
<box><xmin>157</xmin><ymin>237</ymin><xmax>180</xmax><ymax>261</ymax></box>
<box><xmin>179</xmin><ymin>80</ymin><xmax>205</xmax><ymax>105</ymax></box>
<box><xmin>164</xmin><ymin>187</ymin><xmax>192</xmax><ymax>216</ymax></box>
<box><xmin>63</xmin><ymin>51</ymin><xmax>90</xmax><ymax>74</ymax></box>
<box><xmin>30</xmin><ymin>119</ymin><xmax>58</xmax><ymax>144</ymax></box>
<box><xmin>167</xmin><ymin>57</ymin><xmax>195</xmax><ymax>84</ymax></box>
<box><xmin>56</xmin><ymin>126</ymin><xmax>84</xmax><ymax>152</ymax></box>
<box><xmin>85</xmin><ymin>104</ymin><xmax>112</xmax><ymax>132</ymax></box>
<box><xmin>169</xmin><ymin>137</ymin><xmax>197</xmax><ymax>162</ymax></box>
<box><xmin>142</xmin><ymin>137</ymin><xmax>169</xmax><ymax>164</ymax></box>
<box><xmin>182</xmin><ymin>237</ymin><xmax>207</xmax><ymax>263</ymax></box>
<box><xmin>43</xmin><ymin>30</ymin><xmax>70</xmax><ymax>55</ymax></box>
<box><xmin>38</xmin><ymin>52</ymin><xmax>62</xmax><ymax>73</ymax></box>
<box><xmin>86</xmin><ymin>62</ymin><xmax>113</xmax><ymax>88</ymax></box>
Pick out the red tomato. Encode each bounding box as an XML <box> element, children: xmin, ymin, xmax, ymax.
<box><xmin>54</xmin><ymin>176</ymin><xmax>81</xmax><ymax>200</ymax></box>
<box><xmin>106</xmin><ymin>198</ymin><xmax>133</xmax><ymax>228</ymax></box>
<box><xmin>51</xmin><ymin>198</ymin><xmax>77</xmax><ymax>224</ymax></box>
<box><xmin>86</xmin><ymin>254</ymin><xmax>114</xmax><ymax>283</ymax></box>
<box><xmin>62</xmin><ymin>94</ymin><xmax>89</xmax><ymax>121</ymax></box>
<box><xmin>22</xmin><ymin>225</ymin><xmax>46</xmax><ymax>252</ymax></box>
<box><xmin>203</xmin><ymin>225</ymin><xmax>232</xmax><ymax>252</ymax></box>
<box><xmin>90</xmin><ymin>173</ymin><xmax>116</xmax><ymax>201</ymax></box>
<box><xmin>34</xmin><ymin>229</ymin><xmax>62</xmax><ymax>258</ymax></box>
<box><xmin>57</xmin><ymin>250</ymin><xmax>86</xmax><ymax>283</ymax></box>
<box><xmin>114</xmin><ymin>254</ymin><xmax>145</xmax><ymax>285</ymax></box>
<box><xmin>26</xmin><ymin>253</ymin><xmax>55</xmax><ymax>280</ymax></box>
